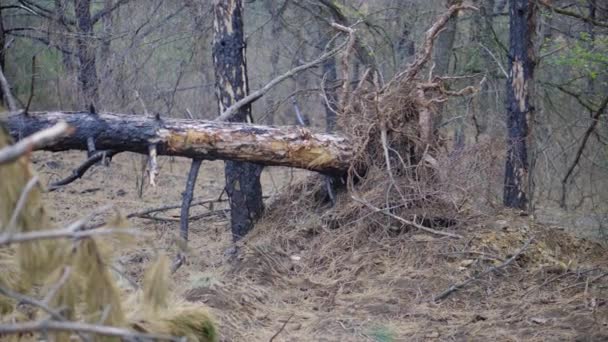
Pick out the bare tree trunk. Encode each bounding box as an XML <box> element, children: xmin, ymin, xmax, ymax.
<box><xmin>263</xmin><ymin>0</ymin><xmax>285</xmax><ymax>125</ymax></box>
<box><xmin>54</xmin><ymin>0</ymin><xmax>75</xmax><ymax>72</ymax></box>
<box><xmin>0</xmin><ymin>6</ymin><xmax>6</xmax><ymax>108</ymax></box>
<box><xmin>431</xmin><ymin>0</ymin><xmax>459</xmax><ymax>136</ymax></box>
<box><xmin>318</xmin><ymin>33</ymin><xmax>338</xmax><ymax>133</ymax></box>
<box><xmin>212</xmin><ymin>0</ymin><xmax>264</xmax><ymax>241</ymax></box>
<box><xmin>75</xmin><ymin>0</ymin><xmax>99</xmax><ymax>108</ymax></box>
<box><xmin>472</xmin><ymin>0</ymin><xmax>495</xmax><ymax>139</ymax></box>
<box><xmin>586</xmin><ymin>0</ymin><xmax>596</xmax><ymax>93</ymax></box>
<box><xmin>99</xmin><ymin>0</ymin><xmax>114</xmax><ymax>104</ymax></box>
<box><xmin>503</xmin><ymin>0</ymin><xmax>537</xmax><ymax>211</ymax></box>
<box><xmin>396</xmin><ymin>23</ymin><xmax>415</xmax><ymax>70</ymax></box>
<box><xmin>432</xmin><ymin>2</ymin><xmax>458</xmax><ymax>78</ymax></box>
<box><xmin>323</xmin><ymin>57</ymin><xmax>338</xmax><ymax>132</ymax></box>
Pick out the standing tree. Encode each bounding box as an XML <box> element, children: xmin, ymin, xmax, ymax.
<box><xmin>0</xmin><ymin>5</ymin><xmax>5</xmax><ymax>108</ymax></box>
<box><xmin>75</xmin><ymin>0</ymin><xmax>99</xmax><ymax>108</ymax></box>
<box><xmin>212</xmin><ymin>0</ymin><xmax>264</xmax><ymax>241</ymax></box>
<box><xmin>503</xmin><ymin>0</ymin><xmax>536</xmax><ymax>211</ymax></box>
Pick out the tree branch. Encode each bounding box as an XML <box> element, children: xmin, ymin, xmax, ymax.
<box><xmin>0</xmin><ymin>320</ymin><xmax>179</xmax><ymax>341</ymax></box>
<box><xmin>539</xmin><ymin>0</ymin><xmax>608</xmax><ymax>28</ymax></box>
<box><xmin>387</xmin><ymin>4</ymin><xmax>478</xmax><ymax>88</ymax></box>
<box><xmin>91</xmin><ymin>0</ymin><xmax>135</xmax><ymax>25</ymax></box>
<box><xmin>0</xmin><ymin>122</ymin><xmax>71</xmax><ymax>165</ymax></box>
<box><xmin>214</xmin><ymin>34</ymin><xmax>349</xmax><ymax>122</ymax></box>
<box><xmin>432</xmin><ymin>238</ymin><xmax>533</xmax><ymax>302</ymax></box>
<box><xmin>49</xmin><ymin>150</ymin><xmax>119</xmax><ymax>191</ymax></box>
<box><xmin>351</xmin><ymin>195</ymin><xmax>463</xmax><ymax>239</ymax></box>
<box><xmin>0</xmin><ymin>226</ymin><xmax>137</xmax><ymax>247</ymax></box>
<box><xmin>560</xmin><ymin>94</ymin><xmax>608</xmax><ymax>208</ymax></box>
<box><xmin>0</xmin><ymin>64</ymin><xmax>18</xmax><ymax>112</ymax></box>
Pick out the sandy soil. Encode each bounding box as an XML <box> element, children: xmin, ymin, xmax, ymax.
<box><xmin>32</xmin><ymin>150</ymin><xmax>608</xmax><ymax>342</ymax></box>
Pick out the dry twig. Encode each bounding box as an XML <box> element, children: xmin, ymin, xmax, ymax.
<box><xmin>0</xmin><ymin>121</ymin><xmax>71</xmax><ymax>165</ymax></box>
<box><xmin>49</xmin><ymin>150</ymin><xmax>119</xmax><ymax>190</ymax></box>
<box><xmin>433</xmin><ymin>238</ymin><xmax>533</xmax><ymax>302</ymax></box>
<box><xmin>215</xmin><ymin>31</ymin><xmax>349</xmax><ymax>122</ymax></box>
<box><xmin>269</xmin><ymin>313</ymin><xmax>294</xmax><ymax>342</ymax></box>
<box><xmin>0</xmin><ymin>64</ymin><xmax>18</xmax><ymax>112</ymax></box>
<box><xmin>0</xmin><ymin>226</ymin><xmax>138</xmax><ymax>246</ymax></box>
<box><xmin>6</xmin><ymin>175</ymin><xmax>39</xmax><ymax>233</ymax></box>
<box><xmin>351</xmin><ymin>195</ymin><xmax>463</xmax><ymax>239</ymax></box>
<box><xmin>0</xmin><ymin>320</ymin><xmax>180</xmax><ymax>341</ymax></box>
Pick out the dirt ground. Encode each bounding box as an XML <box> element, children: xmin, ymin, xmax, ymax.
<box><xmin>33</xmin><ymin>151</ymin><xmax>608</xmax><ymax>342</ymax></box>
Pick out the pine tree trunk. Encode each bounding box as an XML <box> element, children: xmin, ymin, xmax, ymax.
<box><xmin>503</xmin><ymin>0</ymin><xmax>536</xmax><ymax>211</ymax></box>
<box><xmin>212</xmin><ymin>0</ymin><xmax>264</xmax><ymax>241</ymax></box>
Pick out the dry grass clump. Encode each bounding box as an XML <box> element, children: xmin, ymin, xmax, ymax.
<box><xmin>0</xmin><ymin>126</ymin><xmax>217</xmax><ymax>341</ymax></box>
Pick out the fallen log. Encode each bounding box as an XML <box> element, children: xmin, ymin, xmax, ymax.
<box><xmin>3</xmin><ymin>111</ymin><xmax>353</xmax><ymax>175</ymax></box>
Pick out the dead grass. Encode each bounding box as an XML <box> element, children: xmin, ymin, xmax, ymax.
<box><xmin>29</xmin><ymin>151</ymin><xmax>607</xmax><ymax>342</ymax></box>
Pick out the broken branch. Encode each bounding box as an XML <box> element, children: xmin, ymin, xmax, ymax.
<box><xmin>49</xmin><ymin>150</ymin><xmax>119</xmax><ymax>190</ymax></box>
<box><xmin>0</xmin><ymin>121</ymin><xmax>71</xmax><ymax>165</ymax></box>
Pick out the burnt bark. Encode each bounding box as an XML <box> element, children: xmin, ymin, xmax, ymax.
<box><xmin>75</xmin><ymin>0</ymin><xmax>99</xmax><ymax>108</ymax></box>
<box><xmin>503</xmin><ymin>0</ymin><xmax>536</xmax><ymax>211</ymax></box>
<box><xmin>212</xmin><ymin>0</ymin><xmax>264</xmax><ymax>241</ymax></box>
<box><xmin>4</xmin><ymin>111</ymin><xmax>352</xmax><ymax>174</ymax></box>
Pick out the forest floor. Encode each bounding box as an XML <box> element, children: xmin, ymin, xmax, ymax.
<box><xmin>35</xmin><ymin>151</ymin><xmax>608</xmax><ymax>342</ymax></box>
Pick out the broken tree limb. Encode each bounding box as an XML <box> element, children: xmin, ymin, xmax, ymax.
<box><xmin>49</xmin><ymin>150</ymin><xmax>119</xmax><ymax>190</ymax></box>
<box><xmin>180</xmin><ymin>159</ymin><xmax>202</xmax><ymax>242</ymax></box>
<box><xmin>3</xmin><ymin>111</ymin><xmax>354</xmax><ymax>175</ymax></box>
<box><xmin>0</xmin><ymin>64</ymin><xmax>18</xmax><ymax>112</ymax></box>
<box><xmin>0</xmin><ymin>121</ymin><xmax>71</xmax><ymax>165</ymax></box>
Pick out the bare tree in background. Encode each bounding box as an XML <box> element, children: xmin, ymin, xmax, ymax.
<box><xmin>74</xmin><ymin>0</ymin><xmax>99</xmax><ymax>108</ymax></box>
<box><xmin>0</xmin><ymin>5</ymin><xmax>6</xmax><ymax>108</ymax></box>
<box><xmin>504</xmin><ymin>0</ymin><xmax>537</xmax><ymax>211</ymax></box>
<box><xmin>212</xmin><ymin>0</ymin><xmax>264</xmax><ymax>241</ymax></box>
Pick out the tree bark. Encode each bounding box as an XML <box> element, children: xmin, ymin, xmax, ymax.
<box><xmin>54</xmin><ymin>0</ymin><xmax>75</xmax><ymax>72</ymax></box>
<box><xmin>263</xmin><ymin>0</ymin><xmax>285</xmax><ymax>125</ymax></box>
<box><xmin>503</xmin><ymin>0</ymin><xmax>536</xmax><ymax>211</ymax></box>
<box><xmin>471</xmin><ymin>0</ymin><xmax>495</xmax><ymax>139</ymax></box>
<box><xmin>212</xmin><ymin>0</ymin><xmax>264</xmax><ymax>241</ymax></box>
<box><xmin>0</xmin><ymin>5</ymin><xmax>6</xmax><ymax>108</ymax></box>
<box><xmin>431</xmin><ymin>0</ymin><xmax>459</xmax><ymax>135</ymax></box>
<box><xmin>432</xmin><ymin>1</ymin><xmax>458</xmax><ymax>78</ymax></box>
<box><xmin>4</xmin><ymin>111</ymin><xmax>352</xmax><ymax>175</ymax></box>
<box><xmin>75</xmin><ymin>0</ymin><xmax>100</xmax><ymax>108</ymax></box>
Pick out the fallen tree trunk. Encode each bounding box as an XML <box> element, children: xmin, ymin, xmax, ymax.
<box><xmin>4</xmin><ymin>111</ymin><xmax>353</xmax><ymax>175</ymax></box>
